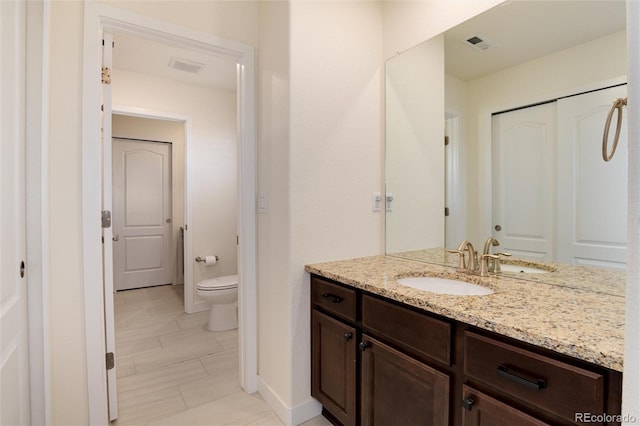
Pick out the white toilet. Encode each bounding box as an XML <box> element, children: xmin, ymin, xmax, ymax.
<box><xmin>195</xmin><ymin>274</ymin><xmax>238</xmax><ymax>332</ymax></box>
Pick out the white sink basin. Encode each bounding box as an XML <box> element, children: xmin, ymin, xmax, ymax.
<box><xmin>499</xmin><ymin>263</ymin><xmax>550</xmax><ymax>274</ymax></box>
<box><xmin>397</xmin><ymin>277</ymin><xmax>494</xmax><ymax>296</ymax></box>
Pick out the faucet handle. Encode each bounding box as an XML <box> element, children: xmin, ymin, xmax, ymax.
<box><xmin>447</xmin><ymin>249</ymin><xmax>467</xmax><ymax>270</ymax></box>
<box><xmin>480</xmin><ymin>254</ymin><xmax>500</xmax><ymax>277</ymax></box>
<box><xmin>492</xmin><ymin>252</ymin><xmax>511</xmax><ymax>273</ymax></box>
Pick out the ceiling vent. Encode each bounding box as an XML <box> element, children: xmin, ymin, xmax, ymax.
<box><xmin>168</xmin><ymin>57</ymin><xmax>204</xmax><ymax>73</ymax></box>
<box><xmin>465</xmin><ymin>35</ymin><xmax>494</xmax><ymax>51</ymax></box>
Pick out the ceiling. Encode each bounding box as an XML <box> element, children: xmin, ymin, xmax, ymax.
<box><xmin>445</xmin><ymin>0</ymin><xmax>627</xmax><ymax>81</ymax></box>
<box><xmin>112</xmin><ymin>32</ymin><xmax>237</xmax><ymax>91</ymax></box>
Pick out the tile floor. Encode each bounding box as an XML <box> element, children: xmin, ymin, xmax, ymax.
<box><xmin>113</xmin><ymin>284</ymin><xmax>331</xmax><ymax>426</ymax></box>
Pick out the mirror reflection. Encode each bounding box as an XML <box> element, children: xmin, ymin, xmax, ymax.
<box><xmin>385</xmin><ymin>0</ymin><xmax>627</xmax><ymax>291</ymax></box>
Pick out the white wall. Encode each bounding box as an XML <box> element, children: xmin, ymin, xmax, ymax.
<box><xmin>112</xmin><ymin>114</ymin><xmax>186</xmax><ymax>284</ymax></box>
<box><xmin>386</xmin><ymin>36</ymin><xmax>445</xmax><ymax>253</ymax></box>
<box><xmin>113</xmin><ymin>69</ymin><xmax>238</xmax><ymax>309</ymax></box>
<box><xmin>257</xmin><ymin>1</ymin><xmax>385</xmax><ymax>419</ymax></box>
<box><xmin>256</xmin><ymin>0</ymin><xmax>293</xmax><ymax>416</ymax></box>
<box><xmin>47</xmin><ymin>2</ymin><xmax>89</xmax><ymax>423</ymax></box>
<box><xmin>288</xmin><ymin>0</ymin><xmax>384</xmax><ymax>412</ymax></box>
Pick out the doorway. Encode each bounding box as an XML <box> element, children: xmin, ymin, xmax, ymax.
<box><xmin>81</xmin><ymin>5</ymin><xmax>257</xmax><ymax>423</ymax></box>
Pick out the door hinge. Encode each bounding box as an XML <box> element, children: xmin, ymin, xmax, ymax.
<box><xmin>101</xmin><ymin>66</ymin><xmax>111</xmax><ymax>85</ymax></box>
<box><xmin>106</xmin><ymin>352</ymin><xmax>115</xmax><ymax>371</ymax></box>
<box><xmin>445</xmin><ymin>136</ymin><xmax>450</xmax><ymax>146</ymax></box>
<box><xmin>101</xmin><ymin>210</ymin><xmax>112</xmax><ymax>228</ymax></box>
<box><xmin>445</xmin><ymin>207</ymin><xmax>450</xmax><ymax>217</ymax></box>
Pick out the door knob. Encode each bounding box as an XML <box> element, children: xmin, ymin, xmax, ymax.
<box><xmin>112</xmin><ymin>234</ymin><xmax>120</xmax><ymax>242</ymax></box>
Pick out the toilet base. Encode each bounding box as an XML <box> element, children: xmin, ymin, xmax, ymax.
<box><xmin>207</xmin><ymin>302</ymin><xmax>238</xmax><ymax>332</ymax></box>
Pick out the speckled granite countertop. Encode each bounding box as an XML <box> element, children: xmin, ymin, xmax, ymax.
<box><xmin>305</xmin><ymin>254</ymin><xmax>625</xmax><ymax>372</ymax></box>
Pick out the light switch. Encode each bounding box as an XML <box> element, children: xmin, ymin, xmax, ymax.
<box><xmin>257</xmin><ymin>192</ymin><xmax>267</xmax><ymax>214</ymax></box>
<box><xmin>372</xmin><ymin>192</ymin><xmax>382</xmax><ymax>212</ymax></box>
<box><xmin>386</xmin><ymin>193</ymin><xmax>394</xmax><ymax>211</ymax></box>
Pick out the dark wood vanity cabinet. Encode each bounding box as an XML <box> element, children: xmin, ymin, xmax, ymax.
<box><xmin>310</xmin><ymin>274</ymin><xmax>622</xmax><ymax>426</ymax></box>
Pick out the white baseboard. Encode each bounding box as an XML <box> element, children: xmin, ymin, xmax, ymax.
<box><xmin>257</xmin><ymin>376</ymin><xmax>322</xmax><ymax>426</ymax></box>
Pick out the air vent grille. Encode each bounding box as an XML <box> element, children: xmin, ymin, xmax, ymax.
<box><xmin>168</xmin><ymin>57</ymin><xmax>204</xmax><ymax>73</ymax></box>
<box><xmin>465</xmin><ymin>35</ymin><xmax>493</xmax><ymax>51</ymax></box>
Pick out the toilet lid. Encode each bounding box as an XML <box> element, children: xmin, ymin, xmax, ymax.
<box><xmin>196</xmin><ymin>274</ymin><xmax>238</xmax><ymax>291</ymax></box>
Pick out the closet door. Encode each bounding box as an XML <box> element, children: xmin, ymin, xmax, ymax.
<box><xmin>556</xmin><ymin>86</ymin><xmax>627</xmax><ymax>268</ymax></box>
<box><xmin>492</xmin><ymin>103</ymin><xmax>556</xmax><ymax>260</ymax></box>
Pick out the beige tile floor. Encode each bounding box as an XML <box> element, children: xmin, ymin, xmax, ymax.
<box><xmin>113</xmin><ymin>284</ymin><xmax>331</xmax><ymax>426</ymax></box>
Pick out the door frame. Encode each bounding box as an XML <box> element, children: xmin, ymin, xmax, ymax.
<box><xmin>444</xmin><ymin>110</ymin><xmax>463</xmax><ymax>249</ymax></box>
<box><xmin>25</xmin><ymin>0</ymin><xmax>50</xmax><ymax>424</ymax></box>
<box><xmin>82</xmin><ymin>4</ymin><xmax>257</xmax><ymax>423</ymax></box>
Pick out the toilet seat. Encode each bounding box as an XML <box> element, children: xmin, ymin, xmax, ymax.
<box><xmin>196</xmin><ymin>274</ymin><xmax>238</xmax><ymax>291</ymax></box>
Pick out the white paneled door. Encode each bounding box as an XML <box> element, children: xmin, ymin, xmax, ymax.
<box><xmin>557</xmin><ymin>86</ymin><xmax>627</xmax><ymax>268</ymax></box>
<box><xmin>0</xmin><ymin>0</ymin><xmax>30</xmax><ymax>424</ymax></box>
<box><xmin>492</xmin><ymin>85</ymin><xmax>627</xmax><ymax>267</ymax></box>
<box><xmin>113</xmin><ymin>139</ymin><xmax>174</xmax><ymax>290</ymax></box>
<box><xmin>492</xmin><ymin>102</ymin><xmax>556</xmax><ymax>260</ymax></box>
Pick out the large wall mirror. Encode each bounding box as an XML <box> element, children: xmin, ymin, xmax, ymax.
<box><xmin>385</xmin><ymin>0</ymin><xmax>627</xmax><ymax>274</ymax></box>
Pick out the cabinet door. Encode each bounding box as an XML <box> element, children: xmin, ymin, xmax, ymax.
<box><xmin>311</xmin><ymin>310</ymin><xmax>357</xmax><ymax>426</ymax></box>
<box><xmin>361</xmin><ymin>335</ymin><xmax>449</xmax><ymax>426</ymax></box>
<box><xmin>462</xmin><ymin>385</ymin><xmax>549</xmax><ymax>426</ymax></box>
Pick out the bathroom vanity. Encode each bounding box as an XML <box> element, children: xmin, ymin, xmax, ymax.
<box><xmin>306</xmin><ymin>255</ymin><xmax>624</xmax><ymax>426</ymax></box>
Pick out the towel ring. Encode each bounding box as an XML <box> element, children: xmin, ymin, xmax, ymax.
<box><xmin>602</xmin><ymin>97</ymin><xmax>627</xmax><ymax>162</ymax></box>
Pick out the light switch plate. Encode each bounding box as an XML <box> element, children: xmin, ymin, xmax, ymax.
<box><xmin>372</xmin><ymin>192</ymin><xmax>382</xmax><ymax>212</ymax></box>
<box><xmin>257</xmin><ymin>192</ymin><xmax>267</xmax><ymax>214</ymax></box>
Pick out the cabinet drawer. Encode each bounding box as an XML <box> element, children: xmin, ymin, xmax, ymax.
<box><xmin>362</xmin><ymin>295</ymin><xmax>451</xmax><ymax>365</ymax></box>
<box><xmin>464</xmin><ymin>332</ymin><xmax>604</xmax><ymax>424</ymax></box>
<box><xmin>311</xmin><ymin>276</ymin><xmax>357</xmax><ymax>322</ymax></box>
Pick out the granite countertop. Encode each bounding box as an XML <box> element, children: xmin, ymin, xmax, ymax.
<box><xmin>305</xmin><ymin>254</ymin><xmax>625</xmax><ymax>372</ymax></box>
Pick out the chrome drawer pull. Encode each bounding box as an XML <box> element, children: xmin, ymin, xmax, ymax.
<box><xmin>497</xmin><ymin>364</ymin><xmax>547</xmax><ymax>390</ymax></box>
<box><xmin>321</xmin><ymin>293</ymin><xmax>343</xmax><ymax>304</ymax></box>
